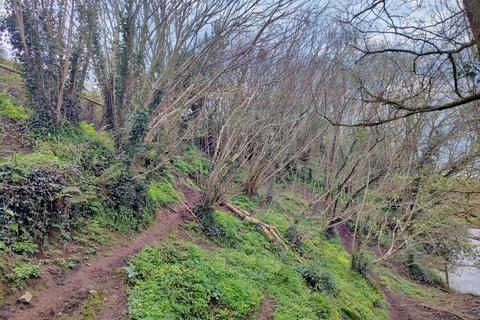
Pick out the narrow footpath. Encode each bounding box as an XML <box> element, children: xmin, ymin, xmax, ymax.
<box><xmin>2</xmin><ymin>184</ymin><xmax>200</xmax><ymax>320</ymax></box>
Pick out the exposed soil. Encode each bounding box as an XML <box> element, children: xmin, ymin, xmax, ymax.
<box><xmin>257</xmin><ymin>295</ymin><xmax>275</xmax><ymax>320</ymax></box>
<box><xmin>0</xmin><ymin>117</ymin><xmax>32</xmax><ymax>157</ymax></box>
<box><xmin>0</xmin><ymin>184</ymin><xmax>200</xmax><ymax>320</ymax></box>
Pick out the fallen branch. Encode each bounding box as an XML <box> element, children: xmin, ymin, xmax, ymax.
<box><xmin>222</xmin><ymin>202</ymin><xmax>285</xmax><ymax>245</ymax></box>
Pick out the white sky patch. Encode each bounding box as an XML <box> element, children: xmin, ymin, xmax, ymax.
<box><xmin>0</xmin><ymin>0</ymin><xmax>13</xmax><ymax>59</ymax></box>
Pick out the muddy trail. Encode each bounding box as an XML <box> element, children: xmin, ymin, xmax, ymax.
<box><xmin>1</xmin><ymin>184</ymin><xmax>200</xmax><ymax>320</ymax></box>
<box><xmin>257</xmin><ymin>295</ymin><xmax>275</xmax><ymax>320</ymax></box>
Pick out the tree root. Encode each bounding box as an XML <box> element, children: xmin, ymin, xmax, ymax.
<box><xmin>222</xmin><ymin>202</ymin><xmax>285</xmax><ymax>245</ymax></box>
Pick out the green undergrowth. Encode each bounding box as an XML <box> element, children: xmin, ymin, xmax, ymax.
<box><xmin>3</xmin><ymin>262</ymin><xmax>41</xmax><ymax>289</ymax></box>
<box><xmin>0</xmin><ymin>93</ymin><xmax>29</xmax><ymax>120</ymax></box>
<box><xmin>0</xmin><ymin>122</ymin><xmax>181</xmax><ymax>243</ymax></box>
<box><xmin>126</xmin><ymin>192</ymin><xmax>388</xmax><ymax>320</ymax></box>
<box><xmin>0</xmin><ymin>121</ymin><xmax>185</xmax><ymax>293</ymax></box>
<box><xmin>372</xmin><ymin>265</ymin><xmax>441</xmax><ymax>302</ymax></box>
<box><xmin>171</xmin><ymin>144</ymin><xmax>210</xmax><ymax>178</ymax></box>
<box><xmin>230</xmin><ymin>194</ymin><xmax>259</xmax><ymax>211</ymax></box>
<box><xmin>279</xmin><ymin>165</ymin><xmax>325</xmax><ymax>195</ymax></box>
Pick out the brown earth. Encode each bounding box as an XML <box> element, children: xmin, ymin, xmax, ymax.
<box><xmin>257</xmin><ymin>295</ymin><xmax>275</xmax><ymax>320</ymax></box>
<box><xmin>0</xmin><ymin>184</ymin><xmax>200</xmax><ymax>320</ymax></box>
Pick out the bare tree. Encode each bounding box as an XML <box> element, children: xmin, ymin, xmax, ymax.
<box><xmin>326</xmin><ymin>0</ymin><xmax>480</xmax><ymax>126</ymax></box>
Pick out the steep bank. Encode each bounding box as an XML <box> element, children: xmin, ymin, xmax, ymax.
<box><xmin>1</xmin><ymin>185</ymin><xmax>199</xmax><ymax>320</ymax></box>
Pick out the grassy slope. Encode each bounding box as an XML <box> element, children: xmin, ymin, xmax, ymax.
<box><xmin>126</xmin><ymin>189</ymin><xmax>388</xmax><ymax>320</ymax></box>
<box><xmin>0</xmin><ymin>103</ymin><xmax>179</xmax><ymax>295</ymax></box>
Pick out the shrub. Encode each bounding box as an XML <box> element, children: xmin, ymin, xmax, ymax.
<box><xmin>99</xmin><ymin>172</ymin><xmax>173</xmax><ymax>233</ymax></box>
<box><xmin>4</xmin><ymin>262</ymin><xmax>41</xmax><ymax>289</ymax></box>
<box><xmin>346</xmin><ymin>219</ymin><xmax>356</xmax><ymax>232</ymax></box>
<box><xmin>351</xmin><ymin>252</ymin><xmax>369</xmax><ymax>276</ymax></box>
<box><xmin>195</xmin><ymin>206</ymin><xmax>236</xmax><ymax>247</ymax></box>
<box><xmin>317</xmin><ymin>272</ymin><xmax>337</xmax><ymax>295</ymax></box>
<box><xmin>298</xmin><ymin>264</ymin><xmax>337</xmax><ymax>295</ymax></box>
<box><xmin>108</xmin><ymin>172</ymin><xmax>147</xmax><ymax>213</ymax></box>
<box><xmin>404</xmin><ymin>255</ymin><xmax>443</xmax><ymax>287</ymax></box>
<box><xmin>285</xmin><ymin>226</ymin><xmax>304</xmax><ymax>252</ymax></box>
<box><xmin>373</xmin><ymin>299</ymin><xmax>386</xmax><ymax>309</ymax></box>
<box><xmin>325</xmin><ymin>227</ymin><xmax>337</xmax><ymax>240</ymax></box>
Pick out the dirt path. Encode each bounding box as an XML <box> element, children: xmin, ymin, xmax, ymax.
<box><xmin>3</xmin><ymin>184</ymin><xmax>200</xmax><ymax>320</ymax></box>
<box><xmin>257</xmin><ymin>295</ymin><xmax>275</xmax><ymax>320</ymax></box>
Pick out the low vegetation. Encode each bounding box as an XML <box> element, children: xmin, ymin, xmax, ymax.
<box><xmin>3</xmin><ymin>262</ymin><xmax>41</xmax><ymax>289</ymax></box>
<box><xmin>126</xmin><ymin>192</ymin><xmax>388</xmax><ymax>320</ymax></box>
<box><xmin>0</xmin><ymin>118</ymin><xmax>184</xmax><ymax>292</ymax></box>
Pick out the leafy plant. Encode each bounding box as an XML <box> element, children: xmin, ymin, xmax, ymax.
<box><xmin>317</xmin><ymin>272</ymin><xmax>337</xmax><ymax>295</ymax></box>
<box><xmin>11</xmin><ymin>240</ymin><xmax>38</xmax><ymax>255</ymax></box>
<box><xmin>298</xmin><ymin>264</ymin><xmax>337</xmax><ymax>295</ymax></box>
<box><xmin>83</xmin><ymin>246</ymin><xmax>97</xmax><ymax>255</ymax></box>
<box><xmin>4</xmin><ymin>262</ymin><xmax>41</xmax><ymax>289</ymax></box>
<box><xmin>285</xmin><ymin>226</ymin><xmax>304</xmax><ymax>252</ymax></box>
<box><xmin>54</xmin><ymin>255</ymin><xmax>80</xmax><ymax>270</ymax></box>
<box><xmin>351</xmin><ymin>252</ymin><xmax>369</xmax><ymax>276</ymax></box>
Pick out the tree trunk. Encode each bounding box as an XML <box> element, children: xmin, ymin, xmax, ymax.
<box><xmin>463</xmin><ymin>0</ymin><xmax>480</xmax><ymax>55</ymax></box>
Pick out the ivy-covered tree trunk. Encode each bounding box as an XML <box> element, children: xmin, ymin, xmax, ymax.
<box><xmin>1</xmin><ymin>0</ymin><xmax>93</xmax><ymax>127</ymax></box>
